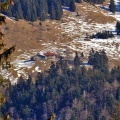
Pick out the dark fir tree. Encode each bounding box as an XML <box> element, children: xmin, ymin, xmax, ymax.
<box><xmin>31</xmin><ymin>4</ymin><xmax>38</xmax><ymax>22</ymax></box>
<box><xmin>88</xmin><ymin>49</ymin><xmax>108</xmax><ymax>72</ymax></box>
<box><xmin>100</xmin><ymin>50</ymin><xmax>108</xmax><ymax>72</ymax></box>
<box><xmin>48</xmin><ymin>0</ymin><xmax>56</xmax><ymax>19</ymax></box>
<box><xmin>69</xmin><ymin>0</ymin><xmax>76</xmax><ymax>12</ymax></box>
<box><xmin>38</xmin><ymin>0</ymin><xmax>48</xmax><ymax>21</ymax></box>
<box><xmin>109</xmin><ymin>0</ymin><xmax>116</xmax><ymax>13</ymax></box>
<box><xmin>88</xmin><ymin>48</ymin><xmax>94</xmax><ymax>65</ymax></box>
<box><xmin>54</xmin><ymin>0</ymin><xmax>63</xmax><ymax>20</ymax></box>
<box><xmin>48</xmin><ymin>0</ymin><xmax>63</xmax><ymax>20</ymax></box>
<box><xmin>75</xmin><ymin>0</ymin><xmax>81</xmax><ymax>3</ymax></box>
<box><xmin>74</xmin><ymin>51</ymin><xmax>81</xmax><ymax>67</ymax></box>
<box><xmin>116</xmin><ymin>21</ymin><xmax>120</xmax><ymax>35</ymax></box>
<box><xmin>60</xmin><ymin>0</ymin><xmax>71</xmax><ymax>6</ymax></box>
<box><xmin>116</xmin><ymin>87</ymin><xmax>120</xmax><ymax>100</ymax></box>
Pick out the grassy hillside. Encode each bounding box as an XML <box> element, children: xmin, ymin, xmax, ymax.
<box><xmin>0</xmin><ymin>1</ymin><xmax>119</xmax><ymax>81</ymax></box>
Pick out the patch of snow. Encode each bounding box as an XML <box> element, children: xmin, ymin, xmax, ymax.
<box><xmin>18</xmin><ymin>49</ymin><xmax>22</xmax><ymax>52</ymax></box>
<box><xmin>35</xmin><ymin>66</ymin><xmax>41</xmax><ymax>73</ymax></box>
<box><xmin>62</xmin><ymin>6</ymin><xmax>70</xmax><ymax>11</ymax></box>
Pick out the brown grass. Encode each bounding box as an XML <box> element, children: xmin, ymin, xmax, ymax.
<box><xmin>0</xmin><ymin>2</ymin><xmax>118</xmax><ymax>78</ymax></box>
<box><xmin>103</xmin><ymin>0</ymin><xmax>110</xmax><ymax>5</ymax></box>
<box><xmin>75</xmin><ymin>2</ymin><xmax>115</xmax><ymax>24</ymax></box>
<box><xmin>109</xmin><ymin>59</ymin><xmax>120</xmax><ymax>69</ymax></box>
<box><xmin>1</xmin><ymin>2</ymin><xmax>115</xmax><ymax>57</ymax></box>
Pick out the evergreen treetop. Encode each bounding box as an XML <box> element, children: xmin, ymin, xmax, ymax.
<box><xmin>109</xmin><ymin>0</ymin><xmax>116</xmax><ymax>13</ymax></box>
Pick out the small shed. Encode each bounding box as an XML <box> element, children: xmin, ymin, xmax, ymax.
<box><xmin>31</xmin><ymin>54</ymin><xmax>46</xmax><ymax>61</ymax></box>
<box><xmin>44</xmin><ymin>52</ymin><xmax>56</xmax><ymax>58</ymax></box>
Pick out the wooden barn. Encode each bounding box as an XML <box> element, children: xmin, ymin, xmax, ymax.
<box><xmin>44</xmin><ymin>52</ymin><xmax>56</xmax><ymax>59</ymax></box>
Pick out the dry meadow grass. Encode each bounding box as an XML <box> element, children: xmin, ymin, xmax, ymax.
<box><xmin>0</xmin><ymin>1</ymin><xmax>118</xmax><ymax>77</ymax></box>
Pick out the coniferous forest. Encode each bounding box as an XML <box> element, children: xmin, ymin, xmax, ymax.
<box><xmin>0</xmin><ymin>0</ymin><xmax>81</xmax><ymax>21</ymax></box>
<box><xmin>0</xmin><ymin>50</ymin><xmax>120</xmax><ymax>120</ymax></box>
<box><xmin>0</xmin><ymin>0</ymin><xmax>108</xmax><ymax>21</ymax></box>
<box><xmin>0</xmin><ymin>0</ymin><xmax>119</xmax><ymax>120</ymax></box>
<box><xmin>0</xmin><ymin>0</ymin><xmax>63</xmax><ymax>21</ymax></box>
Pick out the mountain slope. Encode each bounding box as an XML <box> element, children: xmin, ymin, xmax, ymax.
<box><xmin>0</xmin><ymin>1</ymin><xmax>119</xmax><ymax>83</ymax></box>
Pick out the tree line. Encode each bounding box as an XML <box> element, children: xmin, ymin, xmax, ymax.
<box><xmin>1</xmin><ymin>49</ymin><xmax>120</xmax><ymax>120</ymax></box>
<box><xmin>0</xmin><ymin>0</ymin><xmax>116</xmax><ymax>21</ymax></box>
<box><xmin>0</xmin><ymin>0</ymin><xmax>82</xmax><ymax>21</ymax></box>
<box><xmin>90</xmin><ymin>30</ymin><xmax>114</xmax><ymax>39</ymax></box>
